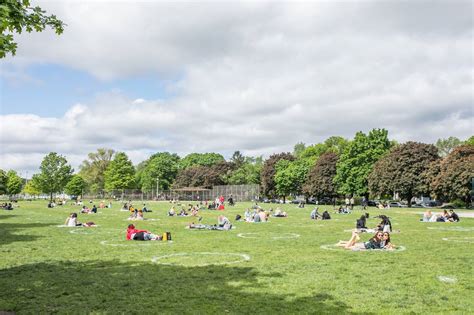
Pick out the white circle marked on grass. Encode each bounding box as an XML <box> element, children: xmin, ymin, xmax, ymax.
<box><xmin>441</xmin><ymin>237</ymin><xmax>474</xmax><ymax>243</ymax></box>
<box><xmin>100</xmin><ymin>240</ymin><xmax>171</xmax><ymax>247</ymax></box>
<box><xmin>69</xmin><ymin>229</ymin><xmax>93</xmax><ymax>234</ymax></box>
<box><xmin>437</xmin><ymin>275</ymin><xmax>457</xmax><ymax>284</ymax></box>
<box><xmin>320</xmin><ymin>244</ymin><xmax>406</xmax><ymax>252</ymax></box>
<box><xmin>237</xmin><ymin>232</ymin><xmax>300</xmax><ymax>240</ymax></box>
<box><xmin>151</xmin><ymin>252</ymin><xmax>250</xmax><ymax>267</ymax></box>
<box><xmin>427</xmin><ymin>226</ymin><xmax>474</xmax><ymax>232</ymax></box>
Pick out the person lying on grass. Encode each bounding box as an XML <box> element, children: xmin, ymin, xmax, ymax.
<box><xmin>273</xmin><ymin>207</ymin><xmax>288</xmax><ymax>217</ymax></box>
<box><xmin>187</xmin><ymin>216</ymin><xmax>232</xmax><ymax>230</ymax></box>
<box><xmin>65</xmin><ymin>213</ymin><xmax>96</xmax><ymax>227</ymax></box>
<box><xmin>126</xmin><ymin>224</ymin><xmax>162</xmax><ymax>241</ymax></box>
<box><xmin>336</xmin><ymin>231</ymin><xmax>395</xmax><ymax>250</ymax></box>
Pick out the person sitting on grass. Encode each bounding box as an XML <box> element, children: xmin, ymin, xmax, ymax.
<box><xmin>449</xmin><ymin>210</ymin><xmax>460</xmax><ymax>222</ymax></box>
<box><xmin>65</xmin><ymin>213</ymin><xmax>96</xmax><ymax>227</ymax></box>
<box><xmin>126</xmin><ymin>224</ymin><xmax>162</xmax><ymax>241</ymax></box>
<box><xmin>179</xmin><ymin>208</ymin><xmax>188</xmax><ymax>216</ymax></box>
<box><xmin>91</xmin><ymin>205</ymin><xmax>98</xmax><ymax>214</ymax></box>
<box><xmin>218</xmin><ymin>215</ymin><xmax>232</xmax><ymax>229</ymax></box>
<box><xmin>142</xmin><ymin>203</ymin><xmax>152</xmax><ymax>212</ymax></box>
<box><xmin>356</xmin><ymin>214</ymin><xmax>368</xmax><ymax>230</ymax></box>
<box><xmin>168</xmin><ymin>207</ymin><xmax>176</xmax><ymax>216</ymax></box>
<box><xmin>322</xmin><ymin>210</ymin><xmax>331</xmax><ymax>220</ymax></box>
<box><xmin>81</xmin><ymin>205</ymin><xmax>91</xmax><ymax>213</ymax></box>
<box><xmin>310</xmin><ymin>207</ymin><xmax>321</xmax><ymax>220</ymax></box>
<box><xmin>244</xmin><ymin>209</ymin><xmax>252</xmax><ymax>221</ymax></box>
<box><xmin>336</xmin><ymin>231</ymin><xmax>383</xmax><ymax>250</ymax></box>
<box><xmin>376</xmin><ymin>215</ymin><xmax>392</xmax><ymax>232</ymax></box>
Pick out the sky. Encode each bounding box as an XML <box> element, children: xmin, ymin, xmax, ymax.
<box><xmin>0</xmin><ymin>0</ymin><xmax>473</xmax><ymax>177</ymax></box>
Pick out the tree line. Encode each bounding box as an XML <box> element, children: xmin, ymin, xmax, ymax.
<box><xmin>1</xmin><ymin>130</ymin><xmax>472</xmax><ymax>206</ymax></box>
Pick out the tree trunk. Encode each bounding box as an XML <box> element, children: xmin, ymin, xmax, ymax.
<box><xmin>407</xmin><ymin>193</ymin><xmax>413</xmax><ymax>207</ymax></box>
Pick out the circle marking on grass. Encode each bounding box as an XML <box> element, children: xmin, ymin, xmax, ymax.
<box><xmin>441</xmin><ymin>237</ymin><xmax>474</xmax><ymax>243</ymax></box>
<box><xmin>427</xmin><ymin>226</ymin><xmax>474</xmax><ymax>232</ymax></box>
<box><xmin>320</xmin><ymin>244</ymin><xmax>406</xmax><ymax>252</ymax></box>
<box><xmin>69</xmin><ymin>229</ymin><xmax>93</xmax><ymax>235</ymax></box>
<box><xmin>100</xmin><ymin>240</ymin><xmax>171</xmax><ymax>247</ymax></box>
<box><xmin>437</xmin><ymin>275</ymin><xmax>457</xmax><ymax>284</ymax></box>
<box><xmin>237</xmin><ymin>232</ymin><xmax>300</xmax><ymax>240</ymax></box>
<box><xmin>151</xmin><ymin>252</ymin><xmax>250</xmax><ymax>267</ymax></box>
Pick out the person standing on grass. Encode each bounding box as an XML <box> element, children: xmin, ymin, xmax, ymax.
<box><xmin>345</xmin><ymin>197</ymin><xmax>350</xmax><ymax>209</ymax></box>
<box><xmin>350</xmin><ymin>196</ymin><xmax>355</xmax><ymax>210</ymax></box>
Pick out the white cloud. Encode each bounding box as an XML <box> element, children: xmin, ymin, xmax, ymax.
<box><xmin>1</xmin><ymin>1</ymin><xmax>473</xmax><ymax>174</ymax></box>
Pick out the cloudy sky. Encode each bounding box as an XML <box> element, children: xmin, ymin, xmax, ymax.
<box><xmin>1</xmin><ymin>0</ymin><xmax>473</xmax><ymax>176</ymax></box>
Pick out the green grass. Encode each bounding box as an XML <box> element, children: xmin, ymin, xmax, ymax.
<box><xmin>0</xmin><ymin>201</ymin><xmax>473</xmax><ymax>314</ymax></box>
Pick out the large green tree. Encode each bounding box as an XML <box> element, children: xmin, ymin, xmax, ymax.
<box><xmin>79</xmin><ymin>148</ymin><xmax>115</xmax><ymax>193</ymax></box>
<box><xmin>104</xmin><ymin>152</ymin><xmax>136</xmax><ymax>195</ymax></box>
<box><xmin>0</xmin><ymin>169</ymin><xmax>7</xmax><ymax>195</ymax></box>
<box><xmin>140</xmin><ymin>152</ymin><xmax>180</xmax><ymax>192</ymax></box>
<box><xmin>435</xmin><ymin>136</ymin><xmax>462</xmax><ymax>157</ymax></box>
<box><xmin>22</xmin><ymin>176</ymin><xmax>41</xmax><ymax>196</ymax></box>
<box><xmin>334</xmin><ymin>129</ymin><xmax>392</xmax><ymax>197</ymax></box>
<box><xmin>261</xmin><ymin>152</ymin><xmax>295</xmax><ymax>197</ymax></box>
<box><xmin>6</xmin><ymin>170</ymin><xmax>23</xmax><ymax>196</ymax></box>
<box><xmin>225</xmin><ymin>157</ymin><xmax>262</xmax><ymax>185</ymax></box>
<box><xmin>431</xmin><ymin>144</ymin><xmax>474</xmax><ymax>205</ymax></box>
<box><xmin>36</xmin><ymin>152</ymin><xmax>73</xmax><ymax>201</ymax></box>
<box><xmin>64</xmin><ymin>175</ymin><xmax>86</xmax><ymax>197</ymax></box>
<box><xmin>1</xmin><ymin>0</ymin><xmax>65</xmax><ymax>58</ymax></box>
<box><xmin>303</xmin><ymin>152</ymin><xmax>339</xmax><ymax>200</ymax></box>
<box><xmin>274</xmin><ymin>159</ymin><xmax>309</xmax><ymax>201</ymax></box>
<box><xmin>368</xmin><ymin>142</ymin><xmax>439</xmax><ymax>206</ymax></box>
<box><xmin>179</xmin><ymin>153</ymin><xmax>225</xmax><ymax>169</ymax></box>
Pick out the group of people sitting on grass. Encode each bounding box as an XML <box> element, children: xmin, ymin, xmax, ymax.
<box><xmin>64</xmin><ymin>213</ymin><xmax>96</xmax><ymax>227</ymax></box>
<box><xmin>421</xmin><ymin>210</ymin><xmax>460</xmax><ymax>222</ymax></box>
<box><xmin>168</xmin><ymin>204</ymin><xmax>200</xmax><ymax>217</ymax></box>
<box><xmin>336</xmin><ymin>206</ymin><xmax>351</xmax><ymax>214</ymax></box>
<box><xmin>128</xmin><ymin>208</ymin><xmax>145</xmax><ymax>220</ymax></box>
<box><xmin>187</xmin><ymin>215</ymin><xmax>233</xmax><ymax>230</ymax></box>
<box><xmin>310</xmin><ymin>207</ymin><xmax>331</xmax><ymax>220</ymax></box>
<box><xmin>337</xmin><ymin>230</ymin><xmax>395</xmax><ymax>250</ymax></box>
<box><xmin>1</xmin><ymin>202</ymin><xmax>14</xmax><ymax>210</ymax></box>
<box><xmin>354</xmin><ymin>214</ymin><xmax>393</xmax><ymax>233</ymax></box>
<box><xmin>80</xmin><ymin>205</ymin><xmax>98</xmax><ymax>214</ymax></box>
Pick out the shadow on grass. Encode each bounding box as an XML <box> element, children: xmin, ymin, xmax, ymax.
<box><xmin>0</xmin><ymin>260</ymin><xmax>360</xmax><ymax>314</ymax></box>
<box><xmin>0</xmin><ymin>222</ymin><xmax>49</xmax><ymax>246</ymax></box>
<box><xmin>0</xmin><ymin>214</ymin><xmax>16</xmax><ymax>220</ymax></box>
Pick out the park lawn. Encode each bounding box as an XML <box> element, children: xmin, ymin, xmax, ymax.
<box><xmin>0</xmin><ymin>200</ymin><xmax>473</xmax><ymax>314</ymax></box>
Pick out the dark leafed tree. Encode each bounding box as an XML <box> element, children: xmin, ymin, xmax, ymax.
<box><xmin>431</xmin><ymin>144</ymin><xmax>474</xmax><ymax>206</ymax></box>
<box><xmin>303</xmin><ymin>152</ymin><xmax>339</xmax><ymax>200</ymax></box>
<box><xmin>368</xmin><ymin>142</ymin><xmax>439</xmax><ymax>206</ymax></box>
<box><xmin>261</xmin><ymin>152</ymin><xmax>295</xmax><ymax>198</ymax></box>
<box><xmin>173</xmin><ymin>162</ymin><xmax>235</xmax><ymax>189</ymax></box>
<box><xmin>36</xmin><ymin>152</ymin><xmax>73</xmax><ymax>201</ymax></box>
<box><xmin>1</xmin><ymin>0</ymin><xmax>65</xmax><ymax>58</ymax></box>
<box><xmin>230</xmin><ymin>151</ymin><xmax>245</xmax><ymax>168</ymax></box>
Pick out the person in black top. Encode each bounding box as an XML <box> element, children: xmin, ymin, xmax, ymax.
<box><xmin>449</xmin><ymin>210</ymin><xmax>460</xmax><ymax>222</ymax></box>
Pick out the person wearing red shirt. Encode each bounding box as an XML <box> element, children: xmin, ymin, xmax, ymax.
<box><xmin>126</xmin><ymin>224</ymin><xmax>161</xmax><ymax>241</ymax></box>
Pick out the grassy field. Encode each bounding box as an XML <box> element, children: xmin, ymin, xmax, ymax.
<box><xmin>0</xmin><ymin>200</ymin><xmax>473</xmax><ymax>314</ymax></box>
